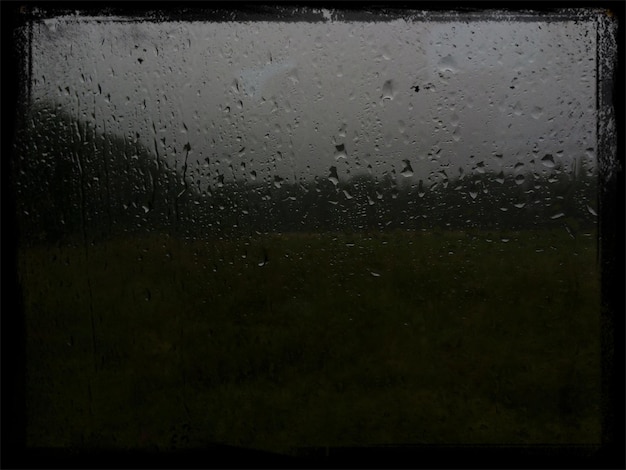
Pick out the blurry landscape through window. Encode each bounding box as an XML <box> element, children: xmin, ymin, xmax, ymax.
<box><xmin>13</xmin><ymin>7</ymin><xmax>613</xmax><ymax>454</ymax></box>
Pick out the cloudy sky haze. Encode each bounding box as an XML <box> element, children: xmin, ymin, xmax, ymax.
<box><xmin>29</xmin><ymin>10</ymin><xmax>598</xmax><ymax>190</ymax></box>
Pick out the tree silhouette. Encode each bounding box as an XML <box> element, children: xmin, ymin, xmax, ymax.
<box><xmin>13</xmin><ymin>101</ymin><xmax>182</xmax><ymax>245</ymax></box>
<box><xmin>13</xmin><ymin>101</ymin><xmax>597</xmax><ymax>243</ymax></box>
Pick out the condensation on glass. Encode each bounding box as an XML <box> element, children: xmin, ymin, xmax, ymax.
<box><xmin>13</xmin><ymin>7</ymin><xmax>616</xmax><ymax>454</ymax></box>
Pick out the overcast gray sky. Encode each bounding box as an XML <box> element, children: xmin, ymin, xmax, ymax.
<box><xmin>29</xmin><ymin>11</ymin><xmax>597</xmax><ymax>190</ymax></box>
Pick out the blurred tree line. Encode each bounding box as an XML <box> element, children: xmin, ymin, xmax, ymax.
<box><xmin>13</xmin><ymin>102</ymin><xmax>597</xmax><ymax>245</ymax></box>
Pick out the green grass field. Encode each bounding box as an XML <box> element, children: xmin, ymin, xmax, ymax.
<box><xmin>19</xmin><ymin>228</ymin><xmax>601</xmax><ymax>454</ymax></box>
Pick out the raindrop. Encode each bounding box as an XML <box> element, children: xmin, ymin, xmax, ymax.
<box><xmin>381</xmin><ymin>80</ymin><xmax>394</xmax><ymax>101</ymax></box>
<box><xmin>541</xmin><ymin>154</ymin><xmax>555</xmax><ymax>168</ymax></box>
<box><xmin>257</xmin><ymin>249</ymin><xmax>269</xmax><ymax>269</ymax></box>
<box><xmin>438</xmin><ymin>54</ymin><xmax>457</xmax><ymax>73</ymax></box>
<box><xmin>273</xmin><ymin>175</ymin><xmax>283</xmax><ymax>189</ymax></box>
<box><xmin>338</xmin><ymin>123</ymin><xmax>347</xmax><ymax>138</ymax></box>
<box><xmin>328</xmin><ymin>166</ymin><xmax>339</xmax><ymax>186</ymax></box>
<box><xmin>586</xmin><ymin>205</ymin><xmax>597</xmax><ymax>216</ymax></box>
<box><xmin>334</xmin><ymin>143</ymin><xmax>347</xmax><ymax>160</ymax></box>
<box><xmin>550</xmin><ymin>212</ymin><xmax>565</xmax><ymax>220</ymax></box>
<box><xmin>417</xmin><ymin>180</ymin><xmax>426</xmax><ymax>197</ymax></box>
<box><xmin>370</xmin><ymin>271</ymin><xmax>381</xmax><ymax>277</ymax></box>
<box><xmin>531</xmin><ymin>106</ymin><xmax>544</xmax><ymax>119</ymax></box>
<box><xmin>469</xmin><ymin>190</ymin><xmax>478</xmax><ymax>200</ymax></box>
<box><xmin>401</xmin><ymin>160</ymin><xmax>414</xmax><ymax>178</ymax></box>
<box><xmin>515</xmin><ymin>174</ymin><xmax>525</xmax><ymax>185</ymax></box>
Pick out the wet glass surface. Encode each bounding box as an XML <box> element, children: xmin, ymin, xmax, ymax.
<box><xmin>12</xmin><ymin>7</ymin><xmax>613</xmax><ymax>454</ymax></box>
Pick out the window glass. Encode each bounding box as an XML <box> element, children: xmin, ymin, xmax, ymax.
<box><xmin>14</xmin><ymin>7</ymin><xmax>610</xmax><ymax>454</ymax></box>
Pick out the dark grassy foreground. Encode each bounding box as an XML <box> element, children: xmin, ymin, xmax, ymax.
<box><xmin>19</xmin><ymin>228</ymin><xmax>601</xmax><ymax>454</ymax></box>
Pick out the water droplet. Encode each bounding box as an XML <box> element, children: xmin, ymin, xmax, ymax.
<box><xmin>258</xmin><ymin>250</ymin><xmax>269</xmax><ymax>267</ymax></box>
<box><xmin>541</xmin><ymin>154</ymin><xmax>555</xmax><ymax>168</ymax></box>
<box><xmin>531</xmin><ymin>106</ymin><xmax>544</xmax><ymax>119</ymax></box>
<box><xmin>469</xmin><ymin>190</ymin><xmax>478</xmax><ymax>200</ymax></box>
<box><xmin>550</xmin><ymin>212</ymin><xmax>565</xmax><ymax>220</ymax></box>
<box><xmin>438</xmin><ymin>54</ymin><xmax>457</xmax><ymax>73</ymax></box>
<box><xmin>338</xmin><ymin>123</ymin><xmax>347</xmax><ymax>138</ymax></box>
<box><xmin>381</xmin><ymin>80</ymin><xmax>394</xmax><ymax>101</ymax></box>
<box><xmin>515</xmin><ymin>174</ymin><xmax>525</xmax><ymax>185</ymax></box>
<box><xmin>401</xmin><ymin>160</ymin><xmax>414</xmax><ymax>178</ymax></box>
<box><xmin>370</xmin><ymin>271</ymin><xmax>381</xmax><ymax>277</ymax></box>
<box><xmin>586</xmin><ymin>205</ymin><xmax>597</xmax><ymax>216</ymax></box>
<box><xmin>328</xmin><ymin>166</ymin><xmax>339</xmax><ymax>186</ymax></box>
<box><xmin>334</xmin><ymin>143</ymin><xmax>347</xmax><ymax>160</ymax></box>
<box><xmin>273</xmin><ymin>175</ymin><xmax>283</xmax><ymax>189</ymax></box>
<box><xmin>417</xmin><ymin>180</ymin><xmax>426</xmax><ymax>197</ymax></box>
